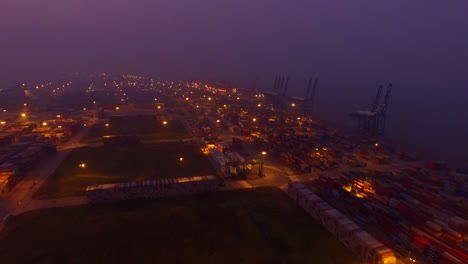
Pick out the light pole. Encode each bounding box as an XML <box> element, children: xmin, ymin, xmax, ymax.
<box><xmin>259</xmin><ymin>151</ymin><xmax>267</xmax><ymax>177</ymax></box>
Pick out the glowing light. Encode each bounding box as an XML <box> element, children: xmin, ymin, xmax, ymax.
<box><xmin>157</xmin><ymin>106</ymin><xmax>161</xmax><ymax>109</ymax></box>
<box><xmin>163</xmin><ymin>121</ymin><xmax>168</xmax><ymax>125</ymax></box>
<box><xmin>115</xmin><ymin>106</ymin><xmax>120</xmax><ymax>110</ymax></box>
<box><xmin>0</xmin><ymin>121</ymin><xmax>6</xmax><ymax>125</ymax></box>
<box><xmin>261</xmin><ymin>151</ymin><xmax>267</xmax><ymax>156</ymax></box>
<box><xmin>42</xmin><ymin>122</ymin><xmax>48</xmax><ymax>126</ymax></box>
<box><xmin>179</xmin><ymin>157</ymin><xmax>184</xmax><ymax>161</ymax></box>
<box><xmin>21</xmin><ymin>113</ymin><xmax>26</xmax><ymax>118</ymax></box>
<box><xmin>185</xmin><ymin>97</ymin><xmax>189</xmax><ymax>101</ymax></box>
<box><xmin>208</xmin><ymin>97</ymin><xmax>212</xmax><ymax>101</ymax></box>
<box><xmin>216</xmin><ymin>119</ymin><xmax>220</xmax><ymax>123</ymax></box>
<box><xmin>105</xmin><ymin>123</ymin><xmax>109</xmax><ymax>127</ymax></box>
<box><xmin>252</xmin><ymin>118</ymin><xmax>257</xmax><ymax>122</ymax></box>
<box><xmin>375</xmin><ymin>143</ymin><xmax>379</xmax><ymax>147</ymax></box>
<box><xmin>257</xmin><ymin>104</ymin><xmax>261</xmax><ymax>107</ymax></box>
<box><xmin>79</xmin><ymin>163</ymin><xmax>86</xmax><ymax>168</ymax></box>
<box><xmin>56</xmin><ymin>114</ymin><xmax>61</xmax><ymax>118</ymax></box>
<box><xmin>23</xmin><ymin>103</ymin><xmax>27</xmax><ymax>106</ymax></box>
<box><xmin>291</xmin><ymin>103</ymin><xmax>295</xmax><ymax>107</ymax></box>
<box><xmin>83</xmin><ymin>108</ymin><xmax>87</xmax><ymax>111</ymax></box>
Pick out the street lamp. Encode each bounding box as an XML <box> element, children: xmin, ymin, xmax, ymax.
<box><xmin>21</xmin><ymin>113</ymin><xmax>26</xmax><ymax>118</ymax></box>
<box><xmin>42</xmin><ymin>122</ymin><xmax>48</xmax><ymax>126</ymax></box>
<box><xmin>79</xmin><ymin>163</ymin><xmax>86</xmax><ymax>168</ymax></box>
<box><xmin>163</xmin><ymin>121</ymin><xmax>168</xmax><ymax>125</ymax></box>
<box><xmin>291</xmin><ymin>103</ymin><xmax>295</xmax><ymax>107</ymax></box>
<box><xmin>259</xmin><ymin>151</ymin><xmax>267</xmax><ymax>176</ymax></box>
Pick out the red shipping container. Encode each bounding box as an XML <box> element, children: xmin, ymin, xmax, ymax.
<box><xmin>450</xmin><ymin>249</ymin><xmax>468</xmax><ymax>263</ymax></box>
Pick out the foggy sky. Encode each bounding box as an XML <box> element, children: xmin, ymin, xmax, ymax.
<box><xmin>1</xmin><ymin>0</ymin><xmax>467</xmax><ymax>164</ymax></box>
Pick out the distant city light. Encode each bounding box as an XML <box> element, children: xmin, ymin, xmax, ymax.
<box><xmin>23</xmin><ymin>103</ymin><xmax>27</xmax><ymax>106</ymax></box>
<box><xmin>257</xmin><ymin>104</ymin><xmax>261</xmax><ymax>107</ymax></box>
<box><xmin>291</xmin><ymin>103</ymin><xmax>295</xmax><ymax>107</ymax></box>
<box><xmin>56</xmin><ymin>114</ymin><xmax>61</xmax><ymax>118</ymax></box>
<box><xmin>179</xmin><ymin>157</ymin><xmax>184</xmax><ymax>161</ymax></box>
<box><xmin>0</xmin><ymin>121</ymin><xmax>6</xmax><ymax>125</ymax></box>
<box><xmin>83</xmin><ymin>108</ymin><xmax>87</xmax><ymax>111</ymax></box>
<box><xmin>237</xmin><ymin>97</ymin><xmax>240</xmax><ymax>100</ymax></box>
<box><xmin>115</xmin><ymin>106</ymin><xmax>120</xmax><ymax>110</ymax></box>
<box><xmin>208</xmin><ymin>97</ymin><xmax>212</xmax><ymax>101</ymax></box>
<box><xmin>163</xmin><ymin>121</ymin><xmax>168</xmax><ymax>125</ymax></box>
<box><xmin>216</xmin><ymin>119</ymin><xmax>220</xmax><ymax>123</ymax></box>
<box><xmin>375</xmin><ymin>143</ymin><xmax>379</xmax><ymax>147</ymax></box>
<box><xmin>79</xmin><ymin>163</ymin><xmax>86</xmax><ymax>168</ymax></box>
<box><xmin>185</xmin><ymin>97</ymin><xmax>189</xmax><ymax>101</ymax></box>
<box><xmin>21</xmin><ymin>113</ymin><xmax>26</xmax><ymax>118</ymax></box>
<box><xmin>157</xmin><ymin>106</ymin><xmax>161</xmax><ymax>109</ymax></box>
<box><xmin>105</xmin><ymin>123</ymin><xmax>109</xmax><ymax>127</ymax></box>
<box><xmin>252</xmin><ymin>118</ymin><xmax>257</xmax><ymax>122</ymax></box>
<box><xmin>42</xmin><ymin>122</ymin><xmax>48</xmax><ymax>126</ymax></box>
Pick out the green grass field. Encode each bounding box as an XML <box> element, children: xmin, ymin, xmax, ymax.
<box><xmin>1</xmin><ymin>188</ymin><xmax>361</xmax><ymax>264</ymax></box>
<box><xmin>33</xmin><ymin>142</ymin><xmax>216</xmax><ymax>199</ymax></box>
<box><xmin>80</xmin><ymin>119</ymin><xmax>190</xmax><ymax>143</ymax></box>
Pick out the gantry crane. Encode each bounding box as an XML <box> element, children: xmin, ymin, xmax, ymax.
<box><xmin>350</xmin><ymin>83</ymin><xmax>393</xmax><ymax>136</ymax></box>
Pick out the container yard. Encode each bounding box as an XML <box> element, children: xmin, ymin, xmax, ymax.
<box><xmin>0</xmin><ymin>73</ymin><xmax>466</xmax><ymax>264</ymax></box>
<box><xmin>173</xmin><ymin>80</ymin><xmax>467</xmax><ymax>264</ymax></box>
<box><xmin>0</xmin><ymin>113</ymin><xmax>85</xmax><ymax>192</ymax></box>
<box><xmin>288</xmin><ymin>176</ymin><xmax>467</xmax><ymax>264</ymax></box>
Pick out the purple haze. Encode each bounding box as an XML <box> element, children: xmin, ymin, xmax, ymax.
<box><xmin>1</xmin><ymin>0</ymin><xmax>467</xmax><ymax>165</ymax></box>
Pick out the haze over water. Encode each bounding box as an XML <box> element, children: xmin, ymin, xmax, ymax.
<box><xmin>1</xmin><ymin>0</ymin><xmax>467</xmax><ymax>166</ymax></box>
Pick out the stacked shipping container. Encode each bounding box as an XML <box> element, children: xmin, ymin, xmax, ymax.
<box><xmin>86</xmin><ymin>175</ymin><xmax>219</xmax><ymax>203</ymax></box>
<box><xmin>288</xmin><ymin>181</ymin><xmax>397</xmax><ymax>264</ymax></box>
